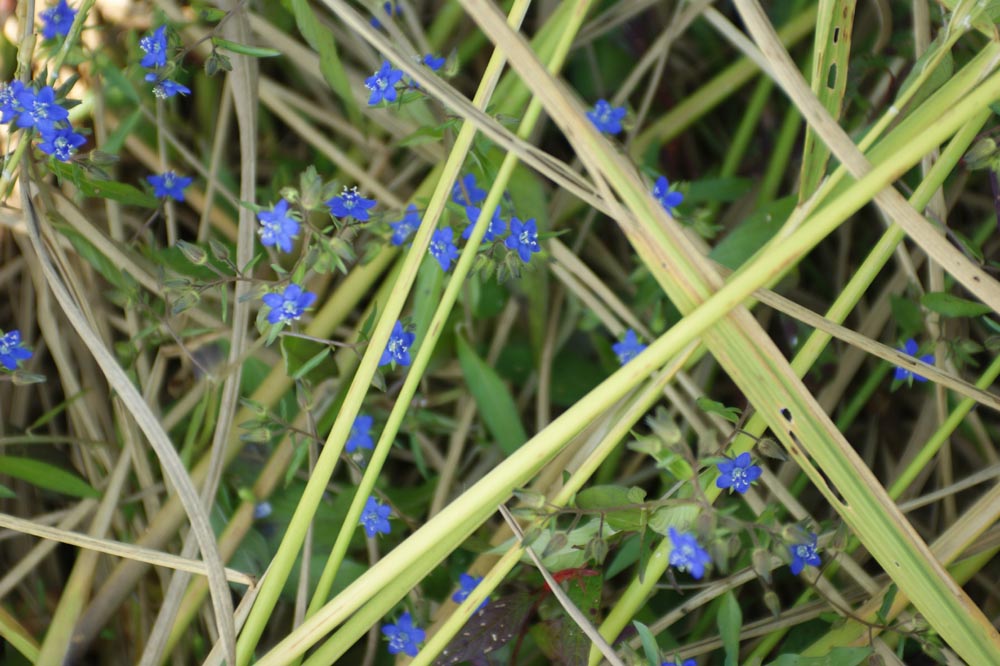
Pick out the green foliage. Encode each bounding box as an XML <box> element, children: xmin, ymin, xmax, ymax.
<box><xmin>0</xmin><ymin>455</ymin><xmax>100</xmax><ymax>499</ymax></box>
<box><xmin>455</xmin><ymin>333</ymin><xmax>528</xmax><ymax>454</ymax></box>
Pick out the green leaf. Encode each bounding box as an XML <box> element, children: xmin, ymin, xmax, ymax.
<box><xmin>53</xmin><ymin>223</ymin><xmax>129</xmax><ymax>291</ymax></box>
<box><xmin>890</xmin><ymin>296</ymin><xmax>924</xmax><ymax>336</ymax></box>
<box><xmin>455</xmin><ymin>334</ymin><xmax>528</xmax><ymax>454</ymax></box>
<box><xmin>718</xmin><ymin>591</ymin><xmax>743</xmax><ymax>666</ymax></box>
<box><xmin>49</xmin><ymin>161</ymin><xmax>159</xmax><ymax>208</ymax></box>
<box><xmin>0</xmin><ymin>455</ymin><xmax>100</xmax><ymax>499</ymax></box>
<box><xmin>287</xmin><ymin>0</ymin><xmax>361</xmax><ymax>125</ymax></box>
<box><xmin>921</xmin><ymin>292</ymin><xmax>993</xmax><ymax>318</ymax></box>
<box><xmin>632</xmin><ymin>620</ymin><xmax>661</xmax><ymax>666</ymax></box>
<box><xmin>710</xmin><ymin>196</ymin><xmax>795</xmax><ymax>270</ymax></box>
<box><xmin>0</xmin><ymin>483</ymin><xmax>16</xmax><ymax>499</ymax></box>
<box><xmin>767</xmin><ymin>647</ymin><xmax>872</xmax><ymax>666</ymax></box>
<box><xmin>280</xmin><ymin>336</ymin><xmax>338</xmax><ymax>385</ymax></box>
<box><xmin>695</xmin><ymin>397</ymin><xmax>742</xmax><ymax>424</ymax></box>
<box><xmin>683</xmin><ymin>177</ymin><xmax>754</xmax><ymax>204</ymax></box>
<box><xmin>575</xmin><ymin>485</ymin><xmax>647</xmax><ymax>531</ymax></box>
<box><xmin>211</xmin><ymin>37</ymin><xmax>282</xmax><ymax>58</ymax></box>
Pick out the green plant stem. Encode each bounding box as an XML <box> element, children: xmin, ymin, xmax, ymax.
<box><xmin>757</xmin><ymin>100</ymin><xmax>801</xmax><ymax>205</ymax></box>
<box><xmin>834</xmin><ymin>363</ymin><xmax>891</xmax><ymax>432</ymax></box>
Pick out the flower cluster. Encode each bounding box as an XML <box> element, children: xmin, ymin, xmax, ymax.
<box><xmin>380</xmin><ymin>321</ymin><xmax>415</xmax><ymax>367</ymax></box>
<box><xmin>715</xmin><ymin>452</ymin><xmax>763</xmax><ymax>494</ymax></box>
<box><xmin>789</xmin><ymin>533</ymin><xmax>822</xmax><ymax>575</ymax></box>
<box><xmin>40</xmin><ymin>0</ymin><xmax>77</xmax><ymax>40</ymax></box>
<box><xmin>0</xmin><ymin>81</ymin><xmax>85</xmax><ymax>162</ymax></box>
<box><xmin>894</xmin><ymin>338</ymin><xmax>934</xmax><ymax>384</ymax></box>
<box><xmin>360</xmin><ymin>495</ymin><xmax>392</xmax><ymax>537</ymax></box>
<box><xmin>668</xmin><ymin>527</ymin><xmax>711</xmax><ymax>580</ymax></box>
<box><xmin>612</xmin><ymin>329</ymin><xmax>646</xmax><ymax>366</ymax></box>
<box><xmin>262</xmin><ymin>283</ymin><xmax>317</xmax><ymax>325</ymax></box>
<box><xmin>452</xmin><ymin>573</ymin><xmax>488</xmax><ymax>611</ymax></box>
<box><xmin>662</xmin><ymin>659</ymin><xmax>696</xmax><ymax>666</ymax></box>
<box><xmin>0</xmin><ymin>330</ymin><xmax>33</xmax><ymax>371</ymax></box>
<box><xmin>326</xmin><ymin>186</ymin><xmax>377</xmax><ymax>222</ymax></box>
<box><xmin>140</xmin><ymin>25</ymin><xmax>189</xmax><ymax>98</ymax></box>
<box><xmin>257</xmin><ymin>199</ymin><xmax>301</xmax><ymax>252</ymax></box>
<box><xmin>365</xmin><ymin>60</ymin><xmax>405</xmax><ymax>106</ymax></box>
<box><xmin>382</xmin><ymin>611</ymin><xmax>424</xmax><ymax>657</ymax></box>
<box><xmin>147</xmin><ymin>171</ymin><xmax>192</xmax><ymax>202</ymax></box>
<box><xmin>587</xmin><ymin>99</ymin><xmax>626</xmax><ymax>135</ymax></box>
<box><xmin>653</xmin><ymin>175</ymin><xmax>684</xmax><ymax>214</ymax></box>
<box><xmin>346</xmin><ymin>415</ymin><xmax>375</xmax><ymax>453</ymax></box>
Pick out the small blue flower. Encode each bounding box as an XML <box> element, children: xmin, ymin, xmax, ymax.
<box><xmin>423</xmin><ymin>54</ymin><xmax>446</xmax><ymax>71</ymax></box>
<box><xmin>360</xmin><ymin>495</ymin><xmax>392</xmax><ymax>538</ymax></box>
<box><xmin>668</xmin><ymin>527</ymin><xmax>711</xmax><ymax>580</ymax></box>
<box><xmin>429</xmin><ymin>227</ymin><xmax>460</xmax><ymax>272</ymax></box>
<box><xmin>0</xmin><ymin>330</ymin><xmax>32</xmax><ymax>370</ymax></box>
<box><xmin>140</xmin><ymin>25</ymin><xmax>169</xmax><ymax>69</ymax></box>
<box><xmin>380</xmin><ymin>320</ymin><xmax>415</xmax><ymax>367</ymax></box>
<box><xmin>652</xmin><ymin>175</ymin><xmax>684</xmax><ymax>214</ymax></box>
<box><xmin>462</xmin><ymin>206</ymin><xmax>506</xmax><ymax>242</ymax></box>
<box><xmin>789</xmin><ymin>533</ymin><xmax>822</xmax><ymax>575</ymax></box>
<box><xmin>715</xmin><ymin>452</ymin><xmax>762</xmax><ymax>494</ymax></box>
<box><xmin>144</xmin><ymin>72</ymin><xmax>190</xmax><ymax>98</ymax></box>
<box><xmin>382</xmin><ymin>611</ymin><xmax>424</xmax><ymax>657</ymax></box>
<box><xmin>587</xmin><ymin>99</ymin><xmax>626</xmax><ymax>135</ymax></box>
<box><xmin>147</xmin><ymin>170</ymin><xmax>193</xmax><ymax>202</ymax></box>
<box><xmin>505</xmin><ymin>217</ymin><xmax>540</xmax><ymax>263</ymax></box>
<box><xmin>365</xmin><ymin>60</ymin><xmax>405</xmax><ymax>106</ymax></box>
<box><xmin>894</xmin><ymin>338</ymin><xmax>934</xmax><ymax>383</ymax></box>
<box><xmin>370</xmin><ymin>1</ymin><xmax>401</xmax><ymax>29</ymax></box>
<box><xmin>612</xmin><ymin>329</ymin><xmax>646</xmax><ymax>366</ymax></box>
<box><xmin>662</xmin><ymin>660</ymin><xmax>696</xmax><ymax>666</ymax></box>
<box><xmin>37</xmin><ymin>124</ymin><xmax>85</xmax><ymax>162</ymax></box>
<box><xmin>326</xmin><ymin>186</ymin><xmax>377</xmax><ymax>222</ymax></box>
<box><xmin>389</xmin><ymin>204</ymin><xmax>420</xmax><ymax>246</ymax></box>
<box><xmin>40</xmin><ymin>0</ymin><xmax>77</xmax><ymax>40</ymax></box>
<box><xmin>15</xmin><ymin>86</ymin><xmax>69</xmax><ymax>134</ymax></box>
<box><xmin>0</xmin><ymin>80</ymin><xmax>26</xmax><ymax>124</ymax></box>
<box><xmin>257</xmin><ymin>199</ymin><xmax>300</xmax><ymax>253</ymax></box>
<box><xmin>262</xmin><ymin>283</ymin><xmax>317</xmax><ymax>325</ymax></box>
<box><xmin>452</xmin><ymin>173</ymin><xmax>486</xmax><ymax>207</ymax></box>
<box><xmin>253</xmin><ymin>501</ymin><xmax>272</xmax><ymax>520</ymax></box>
<box><xmin>452</xmin><ymin>573</ymin><xmax>489</xmax><ymax>610</ymax></box>
<box><xmin>346</xmin><ymin>414</ymin><xmax>374</xmax><ymax>453</ymax></box>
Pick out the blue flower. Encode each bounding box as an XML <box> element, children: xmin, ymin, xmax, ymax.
<box><xmin>452</xmin><ymin>573</ymin><xmax>489</xmax><ymax>610</ymax></box>
<box><xmin>15</xmin><ymin>86</ymin><xmax>69</xmax><ymax>134</ymax></box>
<box><xmin>40</xmin><ymin>0</ymin><xmax>76</xmax><ymax>40</ymax></box>
<box><xmin>423</xmin><ymin>54</ymin><xmax>446</xmax><ymax>71</ymax></box>
<box><xmin>462</xmin><ymin>205</ymin><xmax>506</xmax><ymax>242</ymax></box>
<box><xmin>662</xmin><ymin>660</ymin><xmax>696</xmax><ymax>666</ymax></box>
<box><xmin>452</xmin><ymin>173</ymin><xmax>486</xmax><ymax>207</ymax></box>
<box><xmin>380</xmin><ymin>320</ymin><xmax>415</xmax><ymax>367</ymax></box>
<box><xmin>894</xmin><ymin>338</ymin><xmax>934</xmax><ymax>383</ymax></box>
<box><xmin>37</xmin><ymin>124</ymin><xmax>85</xmax><ymax>162</ymax></box>
<box><xmin>504</xmin><ymin>217</ymin><xmax>540</xmax><ymax>263</ymax></box>
<box><xmin>389</xmin><ymin>204</ymin><xmax>420</xmax><ymax>245</ymax></box>
<box><xmin>326</xmin><ymin>186</ymin><xmax>376</xmax><ymax>222</ymax></box>
<box><xmin>370</xmin><ymin>1</ymin><xmax>401</xmax><ymax>29</ymax></box>
<box><xmin>360</xmin><ymin>495</ymin><xmax>392</xmax><ymax>538</ymax></box>
<box><xmin>0</xmin><ymin>330</ymin><xmax>32</xmax><ymax>370</ymax></box>
<box><xmin>587</xmin><ymin>99</ymin><xmax>626</xmax><ymax>135</ymax></box>
<box><xmin>139</xmin><ymin>25</ymin><xmax>168</xmax><ymax>69</ymax></box>
<box><xmin>429</xmin><ymin>227</ymin><xmax>460</xmax><ymax>272</ymax></box>
<box><xmin>253</xmin><ymin>501</ymin><xmax>272</xmax><ymax>520</ymax></box>
<box><xmin>789</xmin><ymin>533</ymin><xmax>821</xmax><ymax>575</ymax></box>
<box><xmin>612</xmin><ymin>329</ymin><xmax>646</xmax><ymax>365</ymax></box>
<box><xmin>668</xmin><ymin>527</ymin><xmax>711</xmax><ymax>580</ymax></box>
<box><xmin>257</xmin><ymin>199</ymin><xmax>300</xmax><ymax>253</ymax></box>
<box><xmin>144</xmin><ymin>72</ymin><xmax>190</xmax><ymax>98</ymax></box>
<box><xmin>346</xmin><ymin>415</ymin><xmax>374</xmax><ymax>453</ymax></box>
<box><xmin>382</xmin><ymin>611</ymin><xmax>424</xmax><ymax>657</ymax></box>
<box><xmin>147</xmin><ymin>171</ymin><xmax>193</xmax><ymax>201</ymax></box>
<box><xmin>715</xmin><ymin>452</ymin><xmax>762</xmax><ymax>494</ymax></box>
<box><xmin>0</xmin><ymin>80</ymin><xmax>26</xmax><ymax>124</ymax></box>
<box><xmin>365</xmin><ymin>60</ymin><xmax>405</xmax><ymax>106</ymax></box>
<box><xmin>262</xmin><ymin>283</ymin><xmax>317</xmax><ymax>325</ymax></box>
<box><xmin>652</xmin><ymin>175</ymin><xmax>684</xmax><ymax>214</ymax></box>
